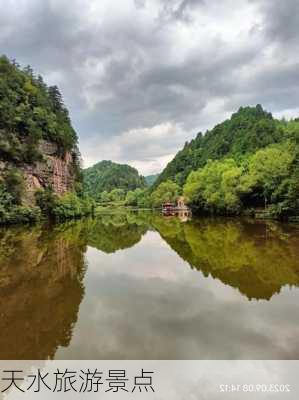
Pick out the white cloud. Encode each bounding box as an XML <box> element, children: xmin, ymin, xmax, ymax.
<box><xmin>81</xmin><ymin>122</ymin><xmax>189</xmax><ymax>174</ymax></box>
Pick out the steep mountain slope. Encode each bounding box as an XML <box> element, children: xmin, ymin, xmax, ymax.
<box><xmin>0</xmin><ymin>56</ymin><xmax>93</xmax><ymax>224</ymax></box>
<box><xmin>154</xmin><ymin>105</ymin><xmax>282</xmax><ymax>188</ymax></box>
<box><xmin>0</xmin><ymin>55</ymin><xmax>81</xmax><ymax>204</ymax></box>
<box><xmin>83</xmin><ymin>160</ymin><xmax>146</xmax><ymax>199</ymax></box>
<box><xmin>145</xmin><ymin>174</ymin><xmax>159</xmax><ymax>186</ymax></box>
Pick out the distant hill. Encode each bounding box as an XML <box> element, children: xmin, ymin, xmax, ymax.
<box><xmin>145</xmin><ymin>174</ymin><xmax>159</xmax><ymax>186</ymax></box>
<box><xmin>153</xmin><ymin>105</ymin><xmax>282</xmax><ymax>188</ymax></box>
<box><xmin>83</xmin><ymin>160</ymin><xmax>146</xmax><ymax>199</ymax></box>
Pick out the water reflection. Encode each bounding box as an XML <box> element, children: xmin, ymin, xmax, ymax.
<box><xmin>0</xmin><ymin>223</ymin><xmax>86</xmax><ymax>359</ymax></box>
<box><xmin>0</xmin><ymin>211</ymin><xmax>298</xmax><ymax>359</ymax></box>
<box><xmin>85</xmin><ymin>213</ymin><xmax>148</xmax><ymax>253</ymax></box>
<box><xmin>150</xmin><ymin>216</ymin><xmax>299</xmax><ymax>300</ymax></box>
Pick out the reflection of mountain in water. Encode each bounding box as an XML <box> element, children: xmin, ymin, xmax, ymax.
<box><xmin>0</xmin><ymin>211</ymin><xmax>298</xmax><ymax>360</ymax></box>
<box><xmin>83</xmin><ymin>211</ymin><xmax>299</xmax><ymax>301</ymax></box>
<box><xmin>150</xmin><ymin>215</ymin><xmax>299</xmax><ymax>300</ymax></box>
<box><xmin>0</xmin><ymin>223</ymin><xmax>86</xmax><ymax>359</ymax></box>
<box><xmin>85</xmin><ymin>213</ymin><xmax>148</xmax><ymax>253</ymax></box>
<box><xmin>0</xmin><ymin>213</ymin><xmax>148</xmax><ymax>360</ymax></box>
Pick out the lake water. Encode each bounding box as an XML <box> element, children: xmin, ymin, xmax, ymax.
<box><xmin>0</xmin><ymin>211</ymin><xmax>298</xmax><ymax>360</ymax></box>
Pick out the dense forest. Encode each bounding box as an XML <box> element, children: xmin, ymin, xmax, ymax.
<box><xmin>0</xmin><ymin>55</ymin><xmax>93</xmax><ymax>224</ymax></box>
<box><xmin>0</xmin><ymin>55</ymin><xmax>78</xmax><ymax>162</ymax></box>
<box><xmin>83</xmin><ymin>160</ymin><xmax>146</xmax><ymax>202</ymax></box>
<box><xmin>154</xmin><ymin>105</ymin><xmax>285</xmax><ymax>188</ymax></box>
<box><xmin>125</xmin><ymin>106</ymin><xmax>299</xmax><ymax>218</ymax></box>
<box><xmin>145</xmin><ymin>174</ymin><xmax>159</xmax><ymax>186</ymax></box>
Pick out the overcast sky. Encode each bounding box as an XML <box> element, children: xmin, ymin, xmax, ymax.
<box><xmin>1</xmin><ymin>0</ymin><xmax>299</xmax><ymax>174</ymax></box>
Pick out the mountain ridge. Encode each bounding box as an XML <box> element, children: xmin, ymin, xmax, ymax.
<box><xmin>83</xmin><ymin>160</ymin><xmax>146</xmax><ymax>200</ymax></box>
<box><xmin>153</xmin><ymin>105</ymin><xmax>282</xmax><ymax>189</ymax></box>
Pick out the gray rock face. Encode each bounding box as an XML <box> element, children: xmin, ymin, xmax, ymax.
<box><xmin>1</xmin><ymin>139</ymin><xmax>76</xmax><ymax>204</ymax></box>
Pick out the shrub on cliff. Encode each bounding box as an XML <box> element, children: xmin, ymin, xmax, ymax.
<box><xmin>0</xmin><ymin>192</ymin><xmax>41</xmax><ymax>224</ymax></box>
<box><xmin>3</xmin><ymin>168</ymin><xmax>24</xmax><ymax>204</ymax></box>
<box><xmin>52</xmin><ymin>193</ymin><xmax>94</xmax><ymax>221</ymax></box>
<box><xmin>0</xmin><ymin>177</ymin><xmax>41</xmax><ymax>224</ymax></box>
<box><xmin>35</xmin><ymin>189</ymin><xmax>94</xmax><ymax>221</ymax></box>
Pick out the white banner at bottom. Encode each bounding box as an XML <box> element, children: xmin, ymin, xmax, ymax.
<box><xmin>0</xmin><ymin>360</ymin><xmax>297</xmax><ymax>399</ymax></box>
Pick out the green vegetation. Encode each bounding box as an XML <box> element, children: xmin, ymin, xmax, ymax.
<box><xmin>183</xmin><ymin>140</ymin><xmax>298</xmax><ymax>217</ymax></box>
<box><xmin>152</xmin><ymin>215</ymin><xmax>299</xmax><ymax>300</ymax></box>
<box><xmin>154</xmin><ymin>105</ymin><xmax>282</xmax><ymax>188</ymax></box>
<box><xmin>125</xmin><ymin>188</ymin><xmax>151</xmax><ymax>208</ymax></box>
<box><xmin>145</xmin><ymin>174</ymin><xmax>159</xmax><ymax>186</ymax></box>
<box><xmin>85</xmin><ymin>212</ymin><xmax>148</xmax><ymax>253</ymax></box>
<box><xmin>35</xmin><ymin>189</ymin><xmax>95</xmax><ymax>222</ymax></box>
<box><xmin>0</xmin><ymin>180</ymin><xmax>94</xmax><ymax>224</ymax></box>
<box><xmin>150</xmin><ymin>180</ymin><xmax>181</xmax><ymax>208</ymax></box>
<box><xmin>0</xmin><ymin>55</ymin><xmax>78</xmax><ymax>162</ymax></box>
<box><xmin>184</xmin><ymin>159</ymin><xmax>243</xmax><ymax>214</ymax></box>
<box><xmin>0</xmin><ymin>168</ymin><xmax>41</xmax><ymax>224</ymax></box>
<box><xmin>149</xmin><ymin>105</ymin><xmax>299</xmax><ymax>218</ymax></box>
<box><xmin>83</xmin><ymin>160</ymin><xmax>146</xmax><ymax>201</ymax></box>
<box><xmin>0</xmin><ymin>55</ymin><xmax>93</xmax><ymax>225</ymax></box>
<box><xmin>2</xmin><ymin>55</ymin><xmax>296</xmax><ymax>222</ymax></box>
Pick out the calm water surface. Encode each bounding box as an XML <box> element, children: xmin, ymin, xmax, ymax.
<box><xmin>0</xmin><ymin>211</ymin><xmax>298</xmax><ymax>360</ymax></box>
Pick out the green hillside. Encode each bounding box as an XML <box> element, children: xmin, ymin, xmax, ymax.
<box><xmin>145</xmin><ymin>174</ymin><xmax>159</xmax><ymax>186</ymax></box>
<box><xmin>154</xmin><ymin>105</ymin><xmax>283</xmax><ymax>188</ymax></box>
<box><xmin>0</xmin><ymin>55</ymin><xmax>78</xmax><ymax>163</ymax></box>
<box><xmin>149</xmin><ymin>105</ymin><xmax>299</xmax><ymax>217</ymax></box>
<box><xmin>0</xmin><ymin>55</ymin><xmax>93</xmax><ymax>224</ymax></box>
<box><xmin>83</xmin><ymin>160</ymin><xmax>146</xmax><ymax>201</ymax></box>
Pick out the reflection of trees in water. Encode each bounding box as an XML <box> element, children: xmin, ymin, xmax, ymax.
<box><xmin>0</xmin><ymin>212</ymin><xmax>298</xmax><ymax>360</ymax></box>
<box><xmin>85</xmin><ymin>211</ymin><xmax>299</xmax><ymax>300</ymax></box>
<box><xmin>85</xmin><ymin>213</ymin><xmax>148</xmax><ymax>253</ymax></box>
<box><xmin>0</xmin><ymin>213</ymin><xmax>149</xmax><ymax>359</ymax></box>
<box><xmin>150</xmin><ymin>216</ymin><xmax>299</xmax><ymax>301</ymax></box>
<box><xmin>0</xmin><ymin>223</ymin><xmax>87</xmax><ymax>360</ymax></box>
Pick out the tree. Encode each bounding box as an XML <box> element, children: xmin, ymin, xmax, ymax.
<box><xmin>100</xmin><ymin>190</ymin><xmax>111</xmax><ymax>203</ymax></box>
<box><xmin>184</xmin><ymin>159</ymin><xmax>243</xmax><ymax>213</ymax></box>
<box><xmin>0</xmin><ymin>55</ymin><xmax>79</xmax><ymax>159</ymax></box>
<box><xmin>241</xmin><ymin>142</ymin><xmax>296</xmax><ymax>208</ymax></box>
<box><xmin>110</xmin><ymin>188</ymin><xmax>126</xmax><ymax>202</ymax></box>
<box><xmin>151</xmin><ymin>180</ymin><xmax>180</xmax><ymax>208</ymax></box>
<box><xmin>125</xmin><ymin>188</ymin><xmax>150</xmax><ymax>207</ymax></box>
<box><xmin>4</xmin><ymin>169</ymin><xmax>24</xmax><ymax>205</ymax></box>
<box><xmin>48</xmin><ymin>85</ymin><xmax>64</xmax><ymax>113</ymax></box>
<box><xmin>154</xmin><ymin>105</ymin><xmax>281</xmax><ymax>189</ymax></box>
<box><xmin>125</xmin><ymin>190</ymin><xmax>137</xmax><ymax>206</ymax></box>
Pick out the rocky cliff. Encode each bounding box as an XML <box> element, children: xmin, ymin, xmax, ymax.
<box><xmin>0</xmin><ymin>139</ymin><xmax>77</xmax><ymax>204</ymax></box>
<box><xmin>0</xmin><ymin>55</ymin><xmax>81</xmax><ymax>211</ymax></box>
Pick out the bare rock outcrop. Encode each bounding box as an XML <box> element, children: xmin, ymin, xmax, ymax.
<box><xmin>1</xmin><ymin>139</ymin><xmax>77</xmax><ymax>204</ymax></box>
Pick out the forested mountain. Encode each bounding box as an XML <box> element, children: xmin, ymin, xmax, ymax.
<box><xmin>0</xmin><ymin>55</ymin><xmax>78</xmax><ymax>163</ymax></box>
<box><xmin>83</xmin><ymin>160</ymin><xmax>146</xmax><ymax>201</ymax></box>
<box><xmin>149</xmin><ymin>105</ymin><xmax>299</xmax><ymax>217</ymax></box>
<box><xmin>0</xmin><ymin>55</ymin><xmax>92</xmax><ymax>224</ymax></box>
<box><xmin>145</xmin><ymin>174</ymin><xmax>159</xmax><ymax>186</ymax></box>
<box><xmin>154</xmin><ymin>105</ymin><xmax>283</xmax><ymax>188</ymax></box>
